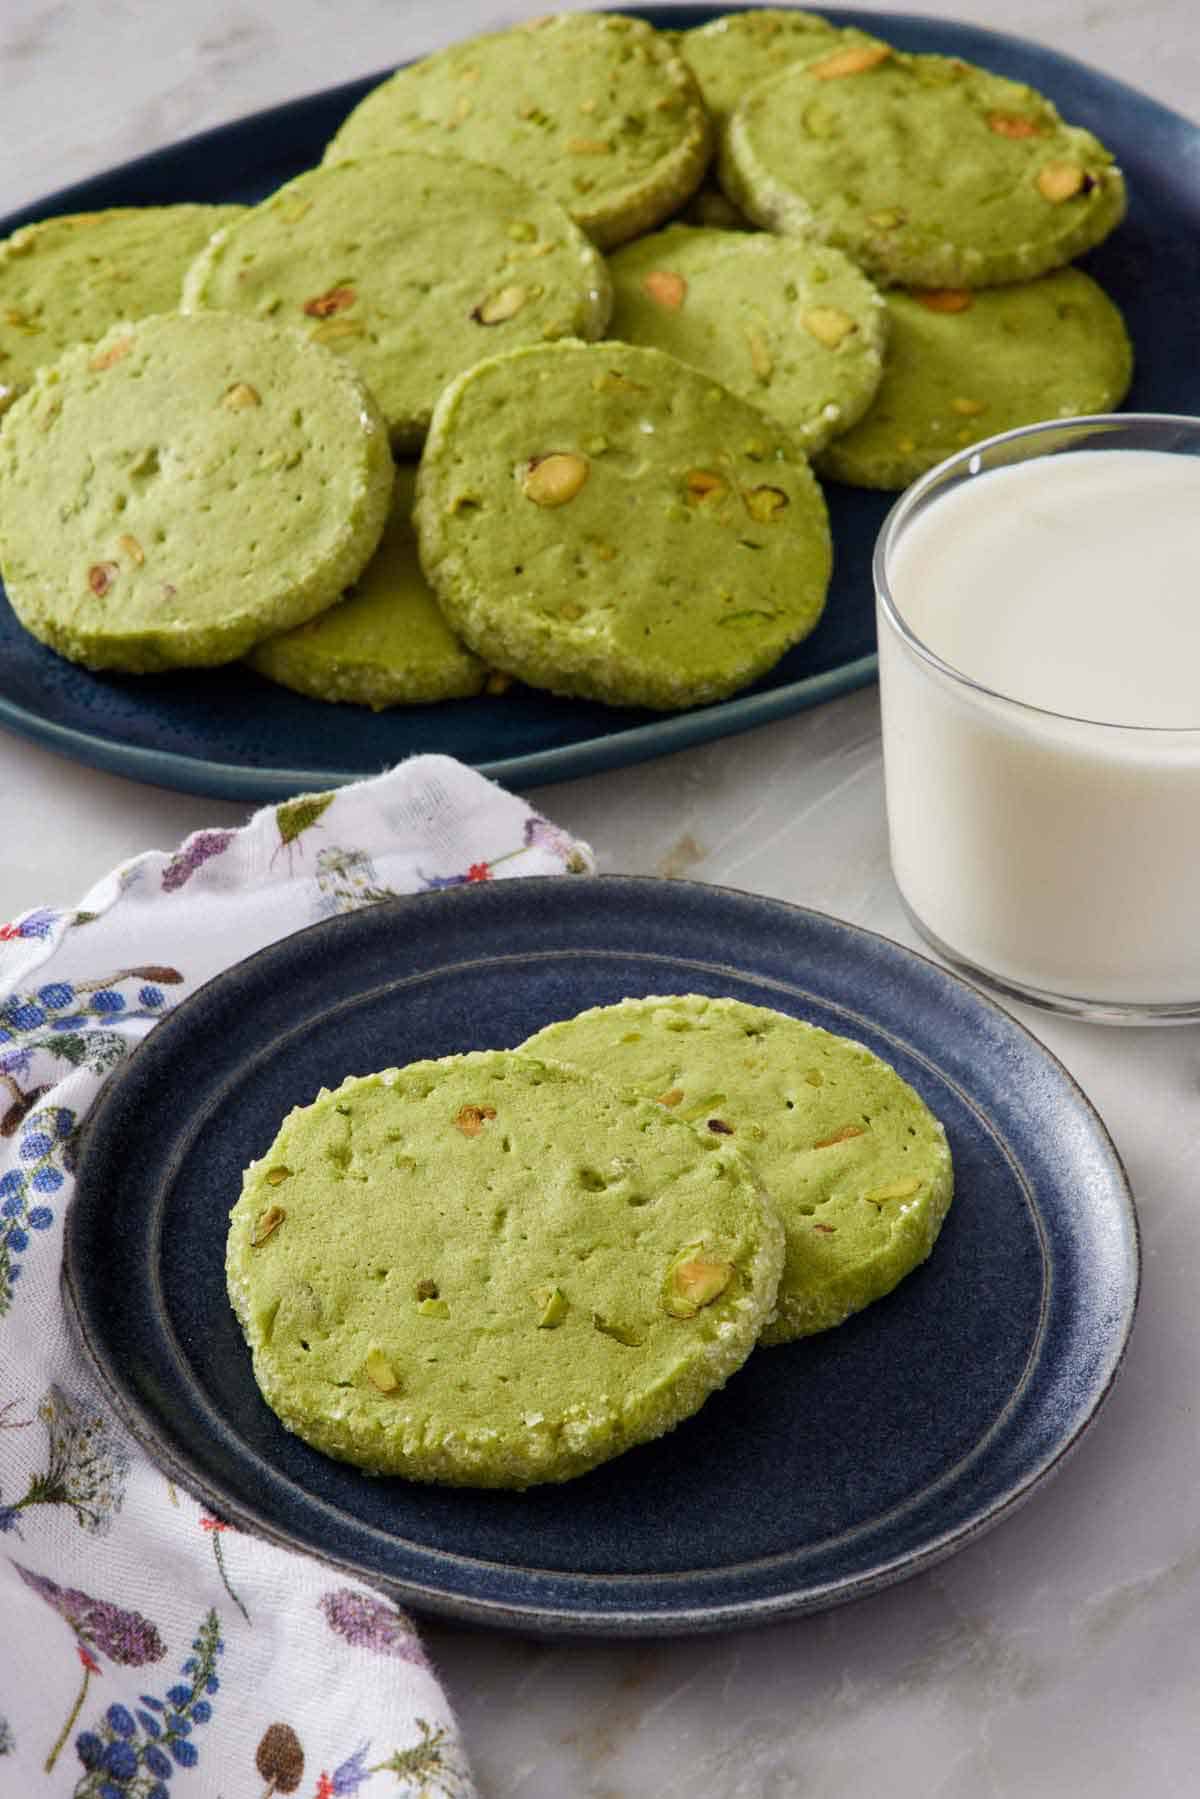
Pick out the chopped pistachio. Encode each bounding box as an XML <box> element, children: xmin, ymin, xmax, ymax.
<box><xmin>364</xmin><ymin>1348</ymin><xmax>399</xmax><ymax>1392</ymax></box>
<box><xmin>302</xmin><ymin>283</ymin><xmax>357</xmax><ymax>319</ymax></box>
<box><xmin>522</xmin><ymin>451</ymin><xmax>589</xmax><ymax>507</ymax></box>
<box><xmin>799</xmin><ymin>306</ymin><xmax>857</xmax><ymax>349</ymax></box>
<box><xmin>808</xmin><ymin>43</ymin><xmax>890</xmax><ymax>79</ymax></box>
<box><xmin>663</xmin><ymin>1250</ymin><xmax>734</xmax><ymax>1318</ymax></box>
<box><xmin>418</xmin><ymin>1297</ymin><xmax>450</xmax><ymax>1319</ymax></box>
<box><xmin>535</xmin><ymin>1286</ymin><xmax>569</xmax><ymax>1328</ymax></box>
<box><xmin>264</xmin><ymin>1165</ymin><xmax>291</xmax><ymax>1186</ymax></box>
<box><xmin>472</xmin><ymin>284</ymin><xmax>529</xmax><ymax>325</ymax></box>
<box><xmin>987</xmin><ymin>111</ymin><xmax>1045</xmax><ymax>139</ymax></box>
<box><xmin>642</xmin><ymin>269</ymin><xmax>687</xmax><ymax>310</ymax></box>
<box><xmin>592</xmin><ymin>1312</ymin><xmax>644</xmax><ymax>1347</ymax></box>
<box><xmin>251</xmin><ymin>1204</ymin><xmax>286</xmax><ymax>1246</ymax></box>
<box><xmin>415</xmin><ymin>1278</ymin><xmax>439</xmax><ymax>1301</ymax></box>
<box><xmin>864</xmin><ymin>1177</ymin><xmax>923</xmax><ymax>1202</ymax></box>
<box><xmin>1037</xmin><ymin>160</ymin><xmax>1092</xmax><ymax>202</ymax></box>
<box><xmin>813</xmin><ymin>1123</ymin><xmax>866</xmax><ymax>1148</ymax></box>
<box><xmin>89</xmin><ymin>337</ymin><xmax>133</xmax><ymax>371</ymax></box>
<box><xmin>222</xmin><ymin>381</ymin><xmax>261</xmax><ymax>410</ymax></box>
<box><xmin>309</xmin><ymin>317</ymin><xmax>365</xmax><ymax>344</ymax></box>
<box><xmin>656</xmin><ymin>1087</ymin><xmax>685</xmax><ymax>1108</ymax></box>
<box><xmin>454</xmin><ymin>1102</ymin><xmax>497</xmax><ymax>1137</ymax></box>
<box><xmin>747</xmin><ymin>330</ymin><xmax>774</xmax><ymax>381</ymax></box>
<box><xmin>913</xmin><ymin>288</ymin><xmax>974</xmax><ymax>313</ymax></box>
<box><xmin>745</xmin><ymin>485</ymin><xmax>790</xmax><ymax>523</ymax></box>
<box><xmin>686</xmin><ymin>468</ymin><xmax>727</xmax><ymax>504</ymax></box>
<box><xmin>87</xmin><ymin>562</ymin><xmax>119</xmax><ymax>597</ymax></box>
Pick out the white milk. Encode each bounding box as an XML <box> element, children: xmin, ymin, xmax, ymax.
<box><xmin>878</xmin><ymin>449</ymin><xmax>1200</xmax><ymax>1010</ymax></box>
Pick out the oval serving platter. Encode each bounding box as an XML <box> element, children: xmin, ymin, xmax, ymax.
<box><xmin>2</xmin><ymin>8</ymin><xmax>1199</xmax><ymax>798</ymax></box>
<box><xmin>63</xmin><ymin>876</ymin><xmax>1139</xmax><ymax>1635</ymax></box>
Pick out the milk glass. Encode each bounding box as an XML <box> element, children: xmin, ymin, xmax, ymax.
<box><xmin>874</xmin><ymin>414</ymin><xmax>1200</xmax><ymax>1023</ymax></box>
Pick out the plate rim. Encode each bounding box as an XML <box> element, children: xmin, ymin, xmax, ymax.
<box><xmin>4</xmin><ymin>4</ymin><xmax>1200</xmax><ymax>798</ymax></box>
<box><xmin>62</xmin><ymin>875</ymin><xmax>1141</xmax><ymax>1635</ymax></box>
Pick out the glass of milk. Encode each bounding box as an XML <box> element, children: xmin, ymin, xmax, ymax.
<box><xmin>874</xmin><ymin>413</ymin><xmax>1200</xmax><ymax>1023</ymax></box>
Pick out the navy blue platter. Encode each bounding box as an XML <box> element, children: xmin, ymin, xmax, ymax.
<box><xmin>3</xmin><ymin>9</ymin><xmax>1200</xmax><ymax>798</ymax></box>
<box><xmin>63</xmin><ymin>878</ymin><xmax>1139</xmax><ymax>1635</ymax></box>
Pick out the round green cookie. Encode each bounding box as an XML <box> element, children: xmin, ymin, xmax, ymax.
<box><xmin>182</xmin><ymin>150</ymin><xmax>611</xmax><ymax>451</ymax></box>
<box><xmin>678</xmin><ymin>9</ymin><xmax>884</xmax><ymax>133</ymax></box>
<box><xmin>247</xmin><ymin>465</ymin><xmax>488</xmax><ymax>707</ymax></box>
<box><xmin>720</xmin><ymin>48</ymin><xmax>1126</xmax><ymax>288</ymax></box>
<box><xmin>816</xmin><ymin>267</ymin><xmax>1133</xmax><ymax>490</ymax></box>
<box><xmin>0</xmin><ymin>204</ymin><xmax>243</xmax><ymax>409</ymax></box>
<box><xmin>226</xmin><ymin>1052</ymin><xmax>784</xmax><ymax>1487</ymax></box>
<box><xmin>322</xmin><ymin>12</ymin><xmax>712</xmax><ymax>250</ymax></box>
<box><xmin>414</xmin><ymin>340</ymin><xmax>832</xmax><ymax>711</ymax></box>
<box><xmin>521</xmin><ymin>996</ymin><xmax>954</xmax><ymax>1345</ymax></box>
<box><xmin>0</xmin><ymin>312</ymin><xmax>393</xmax><ymax>673</ymax></box>
<box><xmin>607</xmin><ymin>224</ymin><xmax>888</xmax><ymax>452</ymax></box>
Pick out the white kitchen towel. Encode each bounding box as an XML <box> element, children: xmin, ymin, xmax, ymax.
<box><xmin>0</xmin><ymin>754</ymin><xmax>593</xmax><ymax>1798</ymax></box>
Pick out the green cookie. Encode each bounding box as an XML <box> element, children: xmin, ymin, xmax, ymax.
<box><xmin>720</xmin><ymin>47</ymin><xmax>1126</xmax><ymax>287</ymax></box>
<box><xmin>0</xmin><ymin>204</ymin><xmax>243</xmax><ymax>408</ymax></box>
<box><xmin>678</xmin><ymin>9</ymin><xmax>885</xmax><ymax>133</ymax></box>
<box><xmin>816</xmin><ymin>268</ymin><xmax>1133</xmax><ymax>490</ymax></box>
<box><xmin>414</xmin><ymin>340</ymin><xmax>832</xmax><ymax>711</ymax></box>
<box><xmin>522</xmin><ymin>995</ymin><xmax>954</xmax><ymax>1345</ymax></box>
<box><xmin>607</xmin><ymin>224</ymin><xmax>888</xmax><ymax>452</ymax></box>
<box><xmin>226</xmin><ymin>1052</ymin><xmax>784</xmax><ymax>1487</ymax></box>
<box><xmin>182</xmin><ymin>150</ymin><xmax>611</xmax><ymax>451</ymax></box>
<box><xmin>0</xmin><ymin>312</ymin><xmax>393</xmax><ymax>673</ymax></box>
<box><xmin>322</xmin><ymin>12</ymin><xmax>712</xmax><ymax>250</ymax></box>
<box><xmin>247</xmin><ymin>465</ymin><xmax>488</xmax><ymax>707</ymax></box>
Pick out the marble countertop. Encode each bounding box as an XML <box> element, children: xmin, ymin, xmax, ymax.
<box><xmin>2</xmin><ymin>3</ymin><xmax>1199</xmax><ymax>1794</ymax></box>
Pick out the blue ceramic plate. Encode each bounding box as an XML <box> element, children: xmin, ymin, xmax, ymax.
<box><xmin>63</xmin><ymin>878</ymin><xmax>1139</xmax><ymax>1635</ymax></box>
<box><xmin>3</xmin><ymin>9</ymin><xmax>1199</xmax><ymax>799</ymax></box>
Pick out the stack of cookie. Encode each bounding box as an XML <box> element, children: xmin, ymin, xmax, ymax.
<box><xmin>0</xmin><ymin>9</ymin><xmax>1132</xmax><ymax>712</ymax></box>
<box><xmin>227</xmin><ymin>997</ymin><xmax>954</xmax><ymax>1488</ymax></box>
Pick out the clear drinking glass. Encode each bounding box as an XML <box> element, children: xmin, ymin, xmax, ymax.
<box><xmin>874</xmin><ymin>413</ymin><xmax>1200</xmax><ymax>1024</ymax></box>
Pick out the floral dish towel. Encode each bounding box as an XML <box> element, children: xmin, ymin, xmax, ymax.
<box><xmin>0</xmin><ymin>754</ymin><xmax>594</xmax><ymax>1798</ymax></box>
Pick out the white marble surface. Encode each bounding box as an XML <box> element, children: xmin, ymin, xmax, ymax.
<box><xmin>2</xmin><ymin>3</ymin><xmax>1199</xmax><ymax>1794</ymax></box>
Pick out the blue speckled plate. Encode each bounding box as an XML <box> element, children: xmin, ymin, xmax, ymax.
<box><xmin>3</xmin><ymin>8</ymin><xmax>1200</xmax><ymax>799</ymax></box>
<box><xmin>63</xmin><ymin>878</ymin><xmax>1139</xmax><ymax>1635</ymax></box>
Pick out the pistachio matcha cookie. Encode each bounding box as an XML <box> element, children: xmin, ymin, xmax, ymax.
<box><xmin>678</xmin><ymin>9</ymin><xmax>885</xmax><ymax>134</ymax></box>
<box><xmin>182</xmin><ymin>150</ymin><xmax>611</xmax><ymax>450</ymax></box>
<box><xmin>415</xmin><ymin>340</ymin><xmax>832</xmax><ymax>711</ymax></box>
<box><xmin>522</xmin><ymin>996</ymin><xmax>954</xmax><ymax>1345</ymax></box>
<box><xmin>720</xmin><ymin>48</ymin><xmax>1126</xmax><ymax>287</ymax></box>
<box><xmin>816</xmin><ymin>267</ymin><xmax>1133</xmax><ymax>490</ymax></box>
<box><xmin>0</xmin><ymin>312</ymin><xmax>392</xmax><ymax>673</ymax></box>
<box><xmin>607</xmin><ymin>225</ymin><xmax>888</xmax><ymax>453</ymax></box>
<box><xmin>227</xmin><ymin>1052</ymin><xmax>784</xmax><ymax>1487</ymax></box>
<box><xmin>247</xmin><ymin>465</ymin><xmax>488</xmax><ymax>706</ymax></box>
<box><xmin>0</xmin><ymin>204</ymin><xmax>243</xmax><ymax>407</ymax></box>
<box><xmin>322</xmin><ymin>12</ymin><xmax>712</xmax><ymax>250</ymax></box>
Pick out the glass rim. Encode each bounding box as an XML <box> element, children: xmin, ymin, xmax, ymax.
<box><xmin>872</xmin><ymin>411</ymin><xmax>1200</xmax><ymax>738</ymax></box>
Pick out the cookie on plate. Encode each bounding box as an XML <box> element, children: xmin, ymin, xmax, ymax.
<box><xmin>607</xmin><ymin>224</ymin><xmax>888</xmax><ymax>453</ymax></box>
<box><xmin>521</xmin><ymin>995</ymin><xmax>954</xmax><ymax>1345</ymax></box>
<box><xmin>816</xmin><ymin>267</ymin><xmax>1133</xmax><ymax>490</ymax></box>
<box><xmin>226</xmin><ymin>1051</ymin><xmax>785</xmax><ymax>1487</ymax></box>
<box><xmin>414</xmin><ymin>339</ymin><xmax>832</xmax><ymax>711</ymax></box>
<box><xmin>182</xmin><ymin>150</ymin><xmax>611</xmax><ymax>451</ymax></box>
<box><xmin>322</xmin><ymin>12</ymin><xmax>712</xmax><ymax>250</ymax></box>
<box><xmin>719</xmin><ymin>48</ymin><xmax>1126</xmax><ymax>288</ymax></box>
<box><xmin>677</xmin><ymin>9</ymin><xmax>886</xmax><ymax>134</ymax></box>
<box><xmin>0</xmin><ymin>204</ymin><xmax>243</xmax><ymax>407</ymax></box>
<box><xmin>0</xmin><ymin>312</ymin><xmax>393</xmax><ymax>673</ymax></box>
<box><xmin>247</xmin><ymin>464</ymin><xmax>489</xmax><ymax>707</ymax></box>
